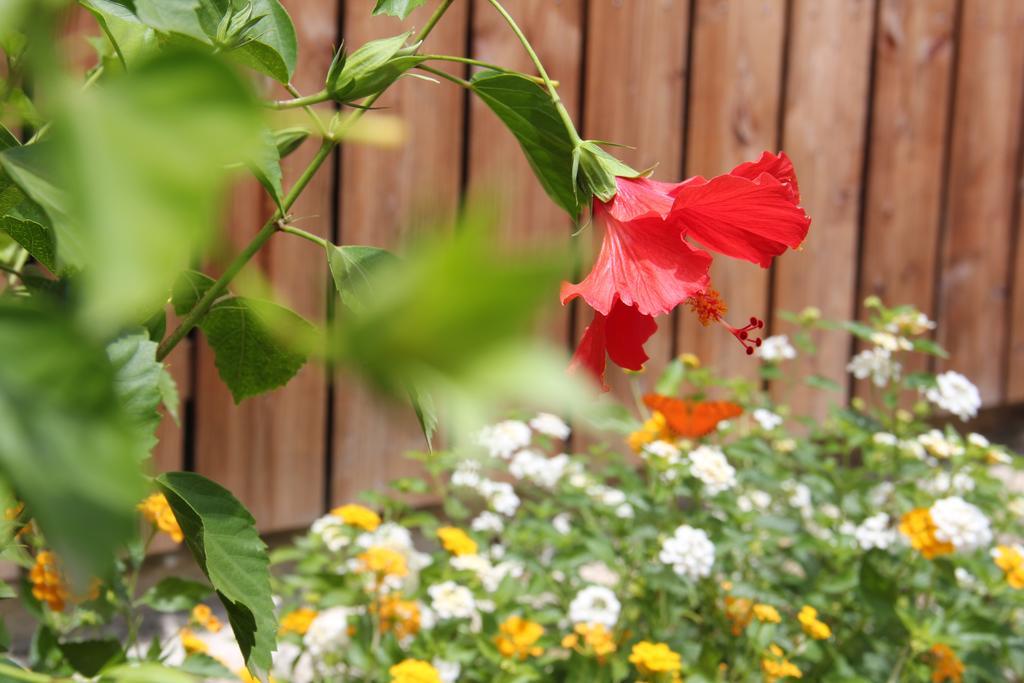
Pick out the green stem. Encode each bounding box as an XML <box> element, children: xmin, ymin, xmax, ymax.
<box><xmin>268</xmin><ymin>89</ymin><xmax>331</xmax><ymax>110</ymax></box>
<box><xmin>420</xmin><ymin>54</ymin><xmax>553</xmax><ymax>87</ymax></box>
<box><xmin>416</xmin><ymin>64</ymin><xmax>471</xmax><ymax>89</ymax></box>
<box><xmin>0</xmin><ymin>663</ymin><xmax>67</xmax><ymax>683</ymax></box>
<box><xmin>156</xmin><ymin>0</ymin><xmax>455</xmax><ymax>362</ymax></box>
<box><xmin>485</xmin><ymin>0</ymin><xmax>581</xmax><ymax>145</ymax></box>
<box><xmin>280</xmin><ymin>225</ymin><xmax>328</xmax><ymax>249</ymax></box>
<box><xmin>156</xmin><ymin>139</ymin><xmax>336</xmax><ymax>361</ymax></box>
<box><xmin>284</xmin><ymin>82</ymin><xmax>330</xmax><ymax>139</ymax></box>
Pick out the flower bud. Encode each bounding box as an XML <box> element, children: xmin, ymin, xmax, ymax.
<box><xmin>327</xmin><ymin>32</ymin><xmax>425</xmax><ymax>104</ymax></box>
<box><xmin>574</xmin><ymin>140</ymin><xmax>639</xmax><ymax>204</ymax></box>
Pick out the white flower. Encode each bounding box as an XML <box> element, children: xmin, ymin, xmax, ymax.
<box><xmin>273</xmin><ymin>642</ymin><xmax>315</xmax><ymax>683</ymax></box>
<box><xmin>356</xmin><ymin>523</ymin><xmax>431</xmax><ymax>574</ymax></box>
<box><xmin>758</xmin><ymin>334</ymin><xmax>797</xmax><ymax>361</ymax></box>
<box><xmin>737</xmin><ymin>489</ymin><xmax>772</xmax><ymax>512</ymax></box>
<box><xmin>642</xmin><ymin>440</ymin><xmax>681</xmax><ymax>464</ymax></box>
<box><xmin>773</xmin><ymin>438</ymin><xmax>796</xmax><ymax>453</ymax></box>
<box><xmin>310</xmin><ymin>514</ymin><xmax>350</xmax><ymax>552</ymax></box>
<box><xmin>872</xmin><ymin>432</ymin><xmax>898</xmax><ymax>447</ymax></box>
<box><xmin>929</xmin><ymin>496</ymin><xmax>992</xmax><ymax>551</ymax></box>
<box><xmin>568</xmin><ymin>586</ymin><xmax>621</xmax><ymax>627</ymax></box>
<box><xmin>588</xmin><ymin>485</ymin><xmax>627</xmax><ymax>507</ymax></box>
<box><xmin>870</xmin><ymin>331</ymin><xmax>912</xmax><ymax>352</ymax></box>
<box><xmin>687</xmin><ymin>445</ymin><xmax>736</xmax><ymax>495</ymax></box>
<box><xmin>478</xmin><ymin>480</ymin><xmax>520</xmax><ymax>517</ymax></box>
<box><xmin>924</xmin><ymin>371</ymin><xmax>982</xmax><ymax>421</ymax></box>
<box><xmin>922</xmin><ymin>470</ymin><xmax>975</xmax><ymax>495</ymax></box>
<box><xmin>529</xmin><ymin>412</ymin><xmax>571</xmax><ymax>440</ymax></box>
<box><xmin>822</xmin><ymin>504</ymin><xmax>841</xmax><ymax>520</ymax></box>
<box><xmin>785</xmin><ymin>481</ymin><xmax>812</xmax><ymax>510</ymax></box>
<box><xmin>954</xmin><ymin>567</ymin><xmax>978</xmax><ymax>589</ymax></box>
<box><xmin>552</xmin><ymin>513</ymin><xmax>572</xmax><ymax>535</ymax></box>
<box><xmin>967</xmin><ymin>433</ymin><xmax>990</xmax><ymax>449</ymax></box>
<box><xmin>851</xmin><ymin>513</ymin><xmax>897</xmax><ymax>550</ymax></box>
<box><xmin>450</xmin><ymin>554</ymin><xmax>519</xmax><ymax>593</ymax></box>
<box><xmin>451</xmin><ymin>460</ymin><xmax>482</xmax><ymax>489</ymax></box>
<box><xmin>578</xmin><ymin>561</ymin><xmax>619</xmax><ymax>587</ymax></box>
<box><xmin>433</xmin><ymin>659</ymin><xmax>461</xmax><ymax>683</ymax></box>
<box><xmin>471</xmin><ymin>511</ymin><xmax>505</xmax><ymax>534</ymax></box>
<box><xmin>752</xmin><ymin>409</ymin><xmax>783</xmax><ymax>431</ymax></box>
<box><xmin>615</xmin><ymin>503</ymin><xmax>635</xmax><ymax>519</ymax></box>
<box><xmin>868</xmin><ymin>481</ymin><xmax>894</xmax><ymax>507</ymax></box>
<box><xmin>886</xmin><ymin>311</ymin><xmax>935</xmax><ymax>336</ymax></box>
<box><xmin>900</xmin><ymin>438</ymin><xmax>927</xmax><ymax>460</ymax></box>
<box><xmin>1010</xmin><ymin>497</ymin><xmax>1024</xmax><ymax>519</ymax></box>
<box><xmin>428</xmin><ymin>581</ymin><xmax>477</xmax><ymax>620</ymax></box>
<box><xmin>509</xmin><ymin>450</ymin><xmax>569</xmax><ymax>489</ymax></box>
<box><xmin>304</xmin><ymin>607</ymin><xmax>353</xmax><ymax>657</ymax></box>
<box><xmin>847</xmin><ymin>347</ymin><xmax>902</xmax><ymax>387</ymax></box>
<box><xmin>918</xmin><ymin>430</ymin><xmax>964</xmax><ymax>459</ymax></box>
<box><xmin>659</xmin><ymin>525</ymin><xmax>715</xmax><ymax>579</ymax></box>
<box><xmin>476</xmin><ymin>420</ymin><xmax>531</xmax><ymax>459</ymax></box>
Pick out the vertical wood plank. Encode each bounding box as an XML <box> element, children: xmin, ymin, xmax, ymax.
<box><xmin>579</xmin><ymin>0</ymin><xmax>690</xmax><ymax>400</ymax></box>
<box><xmin>193</xmin><ymin>0</ymin><xmax>336</xmax><ymax>531</ymax></box>
<box><xmin>771</xmin><ymin>0</ymin><xmax>876</xmax><ymax>419</ymax></box>
<box><xmin>676</xmin><ymin>0</ymin><xmax>786</xmax><ymax>379</ymax></box>
<box><xmin>331</xmin><ymin>1</ymin><xmax>468</xmax><ymax>505</ymax></box>
<box><xmin>935</xmin><ymin>0</ymin><xmax>1024</xmax><ymax>405</ymax></box>
<box><xmin>1009</xmin><ymin>196</ymin><xmax>1024</xmax><ymax>402</ymax></box>
<box><xmin>467</xmin><ymin>0</ymin><xmax>584</xmax><ymax>343</ymax></box>
<box><xmin>855</xmin><ymin>0</ymin><xmax>956</xmax><ymax>385</ymax></box>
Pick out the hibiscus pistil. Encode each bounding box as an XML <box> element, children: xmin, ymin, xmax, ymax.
<box><xmin>686</xmin><ymin>288</ymin><xmax>765</xmax><ymax>355</ymax></box>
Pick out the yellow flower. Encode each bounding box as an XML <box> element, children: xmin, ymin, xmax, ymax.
<box><xmin>753</xmin><ymin>603</ymin><xmax>781</xmax><ymax>624</ymax></box>
<box><xmin>899</xmin><ymin>508</ymin><xmax>954</xmax><ymax>559</ymax></box>
<box><xmin>930</xmin><ymin>644</ymin><xmax>964</xmax><ymax>683</ymax></box>
<box><xmin>389</xmin><ymin>658</ymin><xmax>442</xmax><ymax>683</ymax></box>
<box><xmin>993</xmin><ymin>545</ymin><xmax>1024</xmax><ymax>589</ymax></box>
<box><xmin>628</xmin><ymin>412</ymin><xmax>671</xmax><ymax>452</ymax></box>
<box><xmin>377</xmin><ymin>595</ymin><xmax>422</xmax><ymax>640</ymax></box>
<box><xmin>563</xmin><ymin>623</ymin><xmax>616</xmax><ymax>660</ymax></box>
<box><xmin>330</xmin><ymin>504</ymin><xmax>381</xmax><ymax>531</ymax></box>
<box><xmin>494</xmin><ymin>616</ymin><xmax>544</xmax><ymax>660</ymax></box>
<box><xmin>191</xmin><ymin>603</ymin><xmax>222</xmax><ymax>633</ymax></box>
<box><xmin>679</xmin><ymin>353</ymin><xmax>700</xmax><ymax>368</ymax></box>
<box><xmin>138</xmin><ymin>493</ymin><xmax>183</xmax><ymax>543</ymax></box>
<box><xmin>29</xmin><ymin>551</ymin><xmax>68</xmax><ymax>612</ymax></box>
<box><xmin>797</xmin><ymin>605</ymin><xmax>831</xmax><ymax>640</ymax></box>
<box><xmin>629</xmin><ymin>641</ymin><xmax>683</xmax><ymax>677</ymax></box>
<box><xmin>724</xmin><ymin>596</ymin><xmax>753</xmax><ymax>636</ymax></box>
<box><xmin>762</xmin><ymin>644</ymin><xmax>802</xmax><ymax>681</ymax></box>
<box><xmin>356</xmin><ymin>546</ymin><xmax>409</xmax><ymax>577</ymax></box>
<box><xmin>436</xmin><ymin>527</ymin><xmax>477</xmax><ymax>557</ymax></box>
<box><xmin>279</xmin><ymin>607</ymin><xmax>318</xmax><ymax>635</ymax></box>
<box><xmin>236</xmin><ymin>668</ymin><xmax>275</xmax><ymax>683</ymax></box>
<box><xmin>179</xmin><ymin>627</ymin><xmax>208</xmax><ymax>655</ymax></box>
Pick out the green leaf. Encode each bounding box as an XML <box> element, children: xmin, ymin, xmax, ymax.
<box><xmin>106</xmin><ymin>333</ymin><xmax>173</xmax><ymax>457</ymax></box>
<box><xmin>805</xmin><ymin>374</ymin><xmax>841</xmax><ymax>392</ymax></box>
<box><xmin>179</xmin><ymin>654</ymin><xmax>233</xmax><ymax>679</ymax></box>
<box><xmin>470</xmin><ymin>70</ymin><xmax>580</xmax><ymax>216</ymax></box>
<box><xmin>171</xmin><ymin>270</ymin><xmax>218</xmax><ymax>316</ymax></box>
<box><xmin>230</xmin><ymin>0</ymin><xmax>298</xmax><ymax>83</ymax></box>
<box><xmin>156</xmin><ymin>471</ymin><xmax>276</xmax><ymax>678</ymax></box>
<box><xmin>326</xmin><ymin>244</ymin><xmax>397</xmax><ymax>312</ymax></box>
<box><xmin>0</xmin><ymin>216</ymin><xmax>57</xmax><ymax>274</ymax></box>
<box><xmin>372</xmin><ymin>0</ymin><xmax>426</xmax><ymax>20</ymax></box>
<box><xmin>58</xmin><ymin>639</ymin><xmax>125</xmax><ymax>677</ymax></box>
<box><xmin>137</xmin><ymin>577</ymin><xmax>213</xmax><ymax>613</ymax></box>
<box><xmin>199</xmin><ymin>296</ymin><xmax>314</xmax><ymax>403</ymax></box>
<box><xmin>249</xmin><ymin>129</ymin><xmax>284</xmax><ymax>211</ymax></box>
<box><xmin>407</xmin><ymin>382</ymin><xmax>437</xmax><ymax>451</ymax></box>
<box><xmin>132</xmin><ymin>0</ymin><xmax>207</xmax><ymax>41</ymax></box>
<box><xmin>98</xmin><ymin>662</ymin><xmax>198</xmax><ymax>683</ymax></box>
<box><xmin>61</xmin><ymin>49</ymin><xmax>264</xmax><ymax>331</ymax></box>
<box><xmin>0</xmin><ymin>299</ymin><xmax>147</xmax><ymax>578</ymax></box>
<box><xmin>272</xmin><ymin>127</ymin><xmax>310</xmax><ymax>159</ymax></box>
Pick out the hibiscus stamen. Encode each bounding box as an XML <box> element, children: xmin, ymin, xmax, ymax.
<box><xmin>686</xmin><ymin>289</ymin><xmax>765</xmax><ymax>355</ymax></box>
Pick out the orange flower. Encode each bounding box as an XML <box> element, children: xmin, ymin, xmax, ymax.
<box><xmin>191</xmin><ymin>603</ymin><xmax>222</xmax><ymax>633</ymax></box>
<box><xmin>993</xmin><ymin>545</ymin><xmax>1024</xmax><ymax>589</ymax></box>
<box><xmin>279</xmin><ymin>607</ymin><xmax>318</xmax><ymax>635</ymax></box>
<box><xmin>724</xmin><ymin>596</ymin><xmax>753</xmax><ymax>636</ymax></box>
<box><xmin>138</xmin><ymin>493</ymin><xmax>183</xmax><ymax>543</ymax></box>
<box><xmin>436</xmin><ymin>527</ymin><xmax>477</xmax><ymax>557</ymax></box>
<box><xmin>330</xmin><ymin>504</ymin><xmax>381</xmax><ymax>531</ymax></box>
<box><xmin>376</xmin><ymin>595</ymin><xmax>422</xmax><ymax>640</ymax></box>
<box><xmin>29</xmin><ymin>551</ymin><xmax>68</xmax><ymax>612</ymax></box>
<box><xmin>899</xmin><ymin>508</ymin><xmax>953</xmax><ymax>560</ymax></box>
<box><xmin>494</xmin><ymin>616</ymin><xmax>544</xmax><ymax>660</ymax></box>
<box><xmin>930</xmin><ymin>644</ymin><xmax>964</xmax><ymax>683</ymax></box>
<box><xmin>356</xmin><ymin>546</ymin><xmax>408</xmax><ymax>577</ymax></box>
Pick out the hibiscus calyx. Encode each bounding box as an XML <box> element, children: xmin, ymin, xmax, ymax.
<box><xmin>573</xmin><ymin>140</ymin><xmax>640</xmax><ymax>204</ymax></box>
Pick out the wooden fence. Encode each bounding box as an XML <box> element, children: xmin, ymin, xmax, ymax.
<box><xmin>128</xmin><ymin>0</ymin><xmax>1024</xmax><ymax>533</ymax></box>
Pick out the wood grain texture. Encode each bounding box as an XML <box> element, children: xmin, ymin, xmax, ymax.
<box><xmin>935</xmin><ymin>0</ymin><xmax>1024</xmax><ymax>405</ymax></box>
<box><xmin>578</xmin><ymin>0</ymin><xmax>690</xmax><ymax>402</ymax></box>
<box><xmin>855</xmin><ymin>0</ymin><xmax>956</xmax><ymax>387</ymax></box>
<box><xmin>1009</xmin><ymin>196</ymin><xmax>1024</xmax><ymax>402</ymax></box>
<box><xmin>771</xmin><ymin>0</ymin><xmax>876</xmax><ymax>419</ymax></box>
<box><xmin>193</xmin><ymin>0</ymin><xmax>337</xmax><ymax>531</ymax></box>
<box><xmin>467</xmin><ymin>0</ymin><xmax>584</xmax><ymax>343</ymax></box>
<box><xmin>676</xmin><ymin>0</ymin><xmax>786</xmax><ymax>381</ymax></box>
<box><xmin>331</xmin><ymin>1</ymin><xmax>469</xmax><ymax>506</ymax></box>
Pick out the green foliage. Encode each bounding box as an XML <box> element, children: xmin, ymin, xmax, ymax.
<box><xmin>470</xmin><ymin>70</ymin><xmax>580</xmax><ymax>216</ymax></box>
<box><xmin>136</xmin><ymin>577</ymin><xmax>213</xmax><ymax>613</ymax></box>
<box><xmin>156</xmin><ymin>472</ymin><xmax>277</xmax><ymax>677</ymax></box>
<box><xmin>326</xmin><ymin>244</ymin><xmax>397</xmax><ymax>313</ymax></box>
<box><xmin>171</xmin><ymin>270</ymin><xmax>217</xmax><ymax>317</ymax></box>
<box><xmin>199</xmin><ymin>296</ymin><xmax>315</xmax><ymax>404</ymax></box>
<box><xmin>106</xmin><ymin>333</ymin><xmax>175</xmax><ymax>456</ymax></box>
<box><xmin>372</xmin><ymin>0</ymin><xmax>426</xmax><ymax>21</ymax></box>
<box><xmin>57</xmin><ymin>638</ymin><xmax>125</xmax><ymax>677</ymax></box>
<box><xmin>326</xmin><ymin>32</ymin><xmax>426</xmax><ymax>104</ymax></box>
<box><xmin>0</xmin><ymin>300</ymin><xmax>147</xmax><ymax>576</ymax></box>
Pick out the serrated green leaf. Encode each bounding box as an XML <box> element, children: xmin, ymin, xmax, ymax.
<box><xmin>372</xmin><ymin>0</ymin><xmax>426</xmax><ymax>20</ymax></box>
<box><xmin>156</xmin><ymin>471</ymin><xmax>276</xmax><ymax>678</ymax></box>
<box><xmin>137</xmin><ymin>577</ymin><xmax>213</xmax><ymax>613</ymax></box>
<box><xmin>0</xmin><ymin>300</ymin><xmax>148</xmax><ymax>578</ymax></box>
<box><xmin>199</xmin><ymin>296</ymin><xmax>314</xmax><ymax>403</ymax></box>
<box><xmin>470</xmin><ymin>70</ymin><xmax>580</xmax><ymax>216</ymax></box>
<box><xmin>171</xmin><ymin>270</ymin><xmax>217</xmax><ymax>316</ymax></box>
<box><xmin>58</xmin><ymin>638</ymin><xmax>125</xmax><ymax>677</ymax></box>
<box><xmin>325</xmin><ymin>244</ymin><xmax>397</xmax><ymax>312</ymax></box>
<box><xmin>106</xmin><ymin>333</ymin><xmax>171</xmax><ymax>457</ymax></box>
<box><xmin>0</xmin><ymin>217</ymin><xmax>56</xmax><ymax>274</ymax></box>
<box><xmin>230</xmin><ymin>0</ymin><xmax>298</xmax><ymax>83</ymax></box>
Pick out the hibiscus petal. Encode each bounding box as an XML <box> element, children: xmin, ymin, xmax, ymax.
<box><xmin>728</xmin><ymin>151</ymin><xmax>801</xmax><ymax>203</ymax></box>
<box><xmin>561</xmin><ymin>205</ymin><xmax>712</xmax><ymax>317</ymax></box>
<box><xmin>603</xmin><ymin>176</ymin><xmax>677</xmax><ymax>222</ymax></box>
<box><xmin>569</xmin><ymin>300</ymin><xmax>658</xmax><ymax>391</ymax></box>
<box><xmin>669</xmin><ymin>172</ymin><xmax>810</xmax><ymax>268</ymax></box>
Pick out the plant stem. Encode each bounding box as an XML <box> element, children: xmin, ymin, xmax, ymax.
<box><xmin>156</xmin><ymin>139</ymin><xmax>336</xmax><ymax>361</ymax></box>
<box><xmin>416</xmin><ymin>64</ymin><xmax>471</xmax><ymax>89</ymax></box>
<box><xmin>280</xmin><ymin>224</ymin><xmax>328</xmax><ymax>249</ymax></box>
<box><xmin>419</xmin><ymin>54</ymin><xmax>554</xmax><ymax>87</ymax></box>
<box><xmin>485</xmin><ymin>0</ymin><xmax>581</xmax><ymax>145</ymax></box>
<box><xmin>0</xmin><ymin>663</ymin><xmax>61</xmax><ymax>683</ymax></box>
<box><xmin>269</xmin><ymin>89</ymin><xmax>331</xmax><ymax>110</ymax></box>
<box><xmin>284</xmin><ymin>83</ymin><xmax>331</xmax><ymax>139</ymax></box>
<box><xmin>156</xmin><ymin>0</ymin><xmax>456</xmax><ymax>362</ymax></box>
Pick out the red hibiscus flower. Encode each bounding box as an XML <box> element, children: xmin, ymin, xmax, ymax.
<box><xmin>563</xmin><ymin>151</ymin><xmax>809</xmax><ymax>390</ymax></box>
